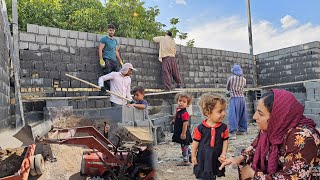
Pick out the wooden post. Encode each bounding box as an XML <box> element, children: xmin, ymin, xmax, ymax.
<box><xmin>12</xmin><ymin>0</ymin><xmax>25</xmax><ymax>126</ymax></box>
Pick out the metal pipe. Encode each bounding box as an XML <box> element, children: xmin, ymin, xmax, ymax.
<box><xmin>246</xmin><ymin>0</ymin><xmax>257</xmax><ymax>87</ymax></box>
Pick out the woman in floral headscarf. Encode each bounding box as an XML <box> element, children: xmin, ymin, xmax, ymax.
<box><xmin>220</xmin><ymin>89</ymin><xmax>320</xmax><ymax>179</ymax></box>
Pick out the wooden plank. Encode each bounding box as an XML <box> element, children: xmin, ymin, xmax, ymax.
<box><xmin>177</xmin><ymin>88</ymin><xmax>261</xmax><ymax>92</ymax></box>
<box><xmin>259</xmin><ymin>78</ymin><xmax>320</xmax><ymax>89</ymax></box>
<box><xmin>144</xmin><ymin>90</ymin><xmax>183</xmax><ymax>96</ymax></box>
<box><xmin>22</xmin><ymin>87</ymin><xmax>263</xmax><ymax>102</ymax></box>
<box><xmin>22</xmin><ymin>96</ymin><xmax>109</xmax><ymax>102</ymax></box>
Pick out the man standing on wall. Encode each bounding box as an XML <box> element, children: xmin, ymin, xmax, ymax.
<box><xmin>98</xmin><ymin>63</ymin><xmax>136</xmax><ymax>107</ymax></box>
<box><xmin>99</xmin><ymin>24</ymin><xmax>124</xmax><ymax>90</ymax></box>
<box><xmin>226</xmin><ymin>64</ymin><xmax>248</xmax><ymax>140</ymax></box>
<box><xmin>153</xmin><ymin>31</ymin><xmax>182</xmax><ymax>91</ymax></box>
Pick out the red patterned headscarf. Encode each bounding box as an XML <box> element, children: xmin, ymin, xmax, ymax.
<box><xmin>252</xmin><ymin>89</ymin><xmax>317</xmax><ymax>174</ymax></box>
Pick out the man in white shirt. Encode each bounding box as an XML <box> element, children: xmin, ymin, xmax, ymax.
<box><xmin>98</xmin><ymin>63</ymin><xmax>137</xmax><ymax>107</ymax></box>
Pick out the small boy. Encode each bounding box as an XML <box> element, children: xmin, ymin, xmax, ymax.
<box><xmin>128</xmin><ymin>86</ymin><xmax>148</xmax><ymax>116</ymax></box>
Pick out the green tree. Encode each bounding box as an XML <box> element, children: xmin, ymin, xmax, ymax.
<box><xmin>5</xmin><ymin>0</ymin><xmax>107</xmax><ymax>32</ymax></box>
<box><xmin>178</xmin><ymin>32</ymin><xmax>188</xmax><ymax>45</ymax></box>
<box><xmin>5</xmin><ymin>0</ymin><xmax>191</xmax><ymax>42</ymax></box>
<box><xmin>105</xmin><ymin>0</ymin><xmax>165</xmax><ymax>40</ymax></box>
<box><xmin>186</xmin><ymin>39</ymin><xmax>195</xmax><ymax>47</ymax></box>
<box><xmin>168</xmin><ymin>18</ymin><xmax>180</xmax><ymax>38</ymax></box>
<box><xmin>167</xmin><ymin>18</ymin><xmax>193</xmax><ymax>45</ymax></box>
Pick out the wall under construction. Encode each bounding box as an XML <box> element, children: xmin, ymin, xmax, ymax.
<box><xmin>256</xmin><ymin>41</ymin><xmax>320</xmax><ymax>89</ymax></box>
<box><xmin>18</xmin><ymin>24</ymin><xmax>255</xmax><ymax>91</ymax></box>
<box><xmin>0</xmin><ymin>1</ymin><xmax>13</xmax><ymax>131</ymax></box>
<box><xmin>19</xmin><ymin>24</ymin><xmax>254</xmax><ymax>111</ymax></box>
<box><xmin>12</xmin><ymin>24</ymin><xmax>320</xmax><ymax>127</ymax></box>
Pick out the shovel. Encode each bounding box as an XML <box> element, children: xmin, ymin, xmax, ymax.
<box><xmin>65</xmin><ymin>73</ymin><xmax>132</xmax><ymax>102</ymax></box>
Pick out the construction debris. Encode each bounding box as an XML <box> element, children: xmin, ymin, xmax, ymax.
<box><xmin>0</xmin><ymin>147</ymin><xmax>27</xmax><ymax>178</ymax></box>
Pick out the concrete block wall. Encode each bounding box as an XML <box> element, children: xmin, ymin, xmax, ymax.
<box><xmin>256</xmin><ymin>41</ymin><xmax>320</xmax><ymax>92</ymax></box>
<box><xmin>19</xmin><ymin>24</ymin><xmax>254</xmax><ymax>109</ymax></box>
<box><xmin>0</xmin><ymin>1</ymin><xmax>13</xmax><ymax>131</ymax></box>
<box><xmin>304</xmin><ymin>82</ymin><xmax>320</xmax><ymax>125</ymax></box>
<box><xmin>175</xmin><ymin>46</ymin><xmax>254</xmax><ymax>88</ymax></box>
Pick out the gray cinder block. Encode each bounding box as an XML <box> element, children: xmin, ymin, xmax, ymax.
<box><xmin>128</xmin><ymin>38</ymin><xmax>136</xmax><ymax>46</ymax></box>
<box><xmin>69</xmin><ymin>31</ymin><xmax>79</xmax><ymax>39</ymax></box>
<box><xmin>78</xmin><ymin>31</ymin><xmax>88</xmax><ymax>40</ymax></box>
<box><xmin>48</xmin><ymin>27</ymin><xmax>59</xmax><ymax>36</ymax></box>
<box><xmin>57</xmin><ymin>37</ymin><xmax>67</xmax><ymax>46</ymax></box>
<box><xmin>85</xmin><ymin>41</ymin><xmax>95</xmax><ymax>48</ymax></box>
<box><xmin>19</xmin><ymin>32</ymin><xmax>35</xmax><ymax>42</ymax></box>
<box><xmin>136</xmin><ymin>39</ymin><xmax>143</xmax><ymax>47</ymax></box>
<box><xmin>38</xmin><ymin>26</ymin><xmax>49</xmax><ymax>35</ymax></box>
<box><xmin>47</xmin><ymin>36</ymin><xmax>57</xmax><ymax>44</ymax></box>
<box><xmin>36</xmin><ymin>35</ymin><xmax>46</xmax><ymax>44</ymax></box>
<box><xmin>77</xmin><ymin>39</ymin><xmax>86</xmax><ymax>47</ymax></box>
<box><xmin>19</xmin><ymin>42</ymin><xmax>28</xmax><ymax>50</ymax></box>
<box><xmin>87</xmin><ymin>33</ymin><xmax>96</xmax><ymax>41</ymax></box>
<box><xmin>59</xmin><ymin>29</ymin><xmax>69</xmax><ymax>38</ymax></box>
<box><xmin>27</xmin><ymin>24</ymin><xmax>39</xmax><ymax>33</ymax></box>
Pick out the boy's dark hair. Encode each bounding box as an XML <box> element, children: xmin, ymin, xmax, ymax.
<box><xmin>108</xmin><ymin>24</ymin><xmax>116</xmax><ymax>29</ymax></box>
<box><xmin>166</xmin><ymin>31</ymin><xmax>173</xmax><ymax>37</ymax></box>
<box><xmin>132</xmin><ymin>86</ymin><xmax>145</xmax><ymax>95</ymax></box>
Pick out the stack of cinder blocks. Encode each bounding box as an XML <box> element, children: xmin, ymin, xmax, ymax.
<box><xmin>304</xmin><ymin>82</ymin><xmax>320</xmax><ymax>126</ymax></box>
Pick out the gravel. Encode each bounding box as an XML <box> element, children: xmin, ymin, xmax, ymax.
<box><xmin>154</xmin><ymin>123</ymin><xmax>259</xmax><ymax>180</ymax></box>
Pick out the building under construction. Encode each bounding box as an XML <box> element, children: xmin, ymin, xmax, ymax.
<box><xmin>0</xmin><ymin>0</ymin><xmax>320</xmax><ymax>179</ymax></box>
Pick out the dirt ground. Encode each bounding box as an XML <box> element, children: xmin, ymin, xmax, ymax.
<box><xmin>24</xmin><ymin>116</ymin><xmax>258</xmax><ymax>180</ymax></box>
<box><xmin>30</xmin><ymin>144</ymin><xmax>87</xmax><ymax>180</ymax></box>
<box><xmin>154</xmin><ymin>123</ymin><xmax>259</xmax><ymax>180</ymax></box>
<box><xmin>30</xmin><ymin>116</ymin><xmax>96</xmax><ymax>180</ymax></box>
<box><xmin>0</xmin><ymin>147</ymin><xmax>27</xmax><ymax>178</ymax></box>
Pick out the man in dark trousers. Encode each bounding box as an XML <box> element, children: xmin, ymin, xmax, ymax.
<box><xmin>99</xmin><ymin>24</ymin><xmax>123</xmax><ymax>90</ymax></box>
<box><xmin>226</xmin><ymin>64</ymin><xmax>248</xmax><ymax>140</ymax></box>
<box><xmin>153</xmin><ymin>31</ymin><xmax>182</xmax><ymax>91</ymax></box>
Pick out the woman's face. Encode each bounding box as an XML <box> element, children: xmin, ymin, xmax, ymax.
<box><xmin>253</xmin><ymin>98</ymin><xmax>271</xmax><ymax>131</ymax></box>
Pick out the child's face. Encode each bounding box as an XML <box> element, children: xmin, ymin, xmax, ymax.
<box><xmin>177</xmin><ymin>97</ymin><xmax>189</xmax><ymax>109</ymax></box>
<box><xmin>207</xmin><ymin>101</ymin><xmax>226</xmax><ymax>123</ymax></box>
<box><xmin>133</xmin><ymin>91</ymin><xmax>144</xmax><ymax>101</ymax></box>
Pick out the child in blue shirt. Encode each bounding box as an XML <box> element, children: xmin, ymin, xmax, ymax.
<box><xmin>128</xmin><ymin>86</ymin><xmax>148</xmax><ymax>116</ymax></box>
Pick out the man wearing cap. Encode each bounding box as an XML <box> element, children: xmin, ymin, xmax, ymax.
<box><xmin>98</xmin><ymin>63</ymin><xmax>137</xmax><ymax>107</ymax></box>
<box><xmin>153</xmin><ymin>31</ymin><xmax>182</xmax><ymax>91</ymax></box>
<box><xmin>99</xmin><ymin>24</ymin><xmax>124</xmax><ymax>90</ymax></box>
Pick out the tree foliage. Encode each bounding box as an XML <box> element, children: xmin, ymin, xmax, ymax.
<box><xmin>5</xmin><ymin>0</ymin><xmax>195</xmax><ymax>43</ymax></box>
<box><xmin>186</xmin><ymin>39</ymin><xmax>195</xmax><ymax>47</ymax></box>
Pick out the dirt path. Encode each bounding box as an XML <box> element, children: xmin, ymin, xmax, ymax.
<box><xmin>154</xmin><ymin>123</ymin><xmax>258</xmax><ymax>180</ymax></box>
<box><xmin>30</xmin><ymin>144</ymin><xmax>87</xmax><ymax>180</ymax></box>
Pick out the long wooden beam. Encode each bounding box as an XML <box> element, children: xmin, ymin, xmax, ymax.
<box><xmin>22</xmin><ymin>90</ymin><xmax>184</xmax><ymax>102</ymax></box>
<box><xmin>259</xmin><ymin>78</ymin><xmax>320</xmax><ymax>89</ymax></box>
